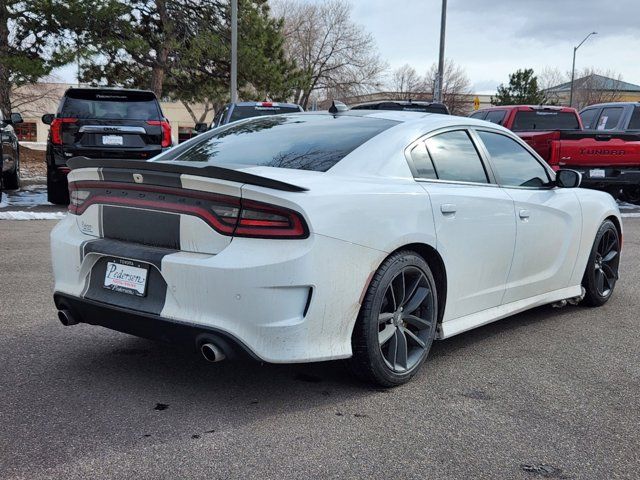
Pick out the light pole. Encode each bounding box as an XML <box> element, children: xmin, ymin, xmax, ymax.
<box><xmin>434</xmin><ymin>0</ymin><xmax>447</xmax><ymax>103</ymax></box>
<box><xmin>569</xmin><ymin>31</ymin><xmax>597</xmax><ymax>107</ymax></box>
<box><xmin>231</xmin><ymin>0</ymin><xmax>238</xmax><ymax>103</ymax></box>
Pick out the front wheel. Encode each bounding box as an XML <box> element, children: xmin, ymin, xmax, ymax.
<box><xmin>349</xmin><ymin>251</ymin><xmax>438</xmax><ymax>387</ymax></box>
<box><xmin>582</xmin><ymin>220</ymin><xmax>620</xmax><ymax>307</ymax></box>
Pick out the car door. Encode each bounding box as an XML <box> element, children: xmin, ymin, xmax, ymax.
<box><xmin>474</xmin><ymin>128</ymin><xmax>582</xmax><ymax>304</ymax></box>
<box><xmin>410</xmin><ymin>128</ymin><xmax>517</xmax><ymax>322</ymax></box>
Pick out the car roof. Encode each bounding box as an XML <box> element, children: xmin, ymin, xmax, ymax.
<box><xmin>476</xmin><ymin>105</ymin><xmax>577</xmax><ymax>113</ymax></box>
<box><xmin>64</xmin><ymin>87</ymin><xmax>156</xmax><ymax>96</ymax></box>
<box><xmin>580</xmin><ymin>102</ymin><xmax>640</xmax><ymax>110</ymax></box>
<box><xmin>231</xmin><ymin>101</ymin><xmax>302</xmax><ymax>108</ymax></box>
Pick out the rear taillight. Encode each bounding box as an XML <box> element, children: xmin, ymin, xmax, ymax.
<box><xmin>147</xmin><ymin>120</ymin><xmax>172</xmax><ymax>148</ymax></box>
<box><xmin>68</xmin><ymin>181</ymin><xmax>309</xmax><ymax>239</ymax></box>
<box><xmin>50</xmin><ymin>118</ymin><xmax>77</xmax><ymax>145</ymax></box>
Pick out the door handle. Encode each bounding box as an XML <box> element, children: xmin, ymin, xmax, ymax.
<box><xmin>519</xmin><ymin>209</ymin><xmax>531</xmax><ymax>219</ymax></box>
<box><xmin>440</xmin><ymin>204</ymin><xmax>457</xmax><ymax>215</ymax></box>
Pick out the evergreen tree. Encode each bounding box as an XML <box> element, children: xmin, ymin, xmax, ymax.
<box><xmin>492</xmin><ymin>68</ymin><xmax>545</xmax><ymax>106</ymax></box>
<box><xmin>0</xmin><ymin>0</ymin><xmax>79</xmax><ymax>116</ymax></box>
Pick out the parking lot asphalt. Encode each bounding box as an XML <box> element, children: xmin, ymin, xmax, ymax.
<box><xmin>1</xmin><ymin>219</ymin><xmax>639</xmax><ymax>480</ymax></box>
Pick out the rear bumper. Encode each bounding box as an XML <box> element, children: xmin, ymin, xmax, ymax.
<box><xmin>572</xmin><ymin>167</ymin><xmax>640</xmax><ymax>188</ymax></box>
<box><xmin>50</xmin><ymin>215</ymin><xmax>384</xmax><ymax>363</ymax></box>
<box><xmin>54</xmin><ymin>292</ymin><xmax>258</xmax><ymax>359</ymax></box>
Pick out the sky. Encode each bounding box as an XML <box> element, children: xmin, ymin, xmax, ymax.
<box><xmin>54</xmin><ymin>0</ymin><xmax>640</xmax><ymax>95</ymax></box>
<box><xmin>350</xmin><ymin>0</ymin><xmax>640</xmax><ymax>93</ymax></box>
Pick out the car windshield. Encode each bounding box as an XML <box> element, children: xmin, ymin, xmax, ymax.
<box><xmin>229</xmin><ymin>105</ymin><xmax>301</xmax><ymax>122</ymax></box>
<box><xmin>512</xmin><ymin>111</ymin><xmax>580</xmax><ymax>131</ymax></box>
<box><xmin>163</xmin><ymin>114</ymin><xmax>398</xmax><ymax>172</ymax></box>
<box><xmin>61</xmin><ymin>90</ymin><xmax>161</xmax><ymax>120</ymax></box>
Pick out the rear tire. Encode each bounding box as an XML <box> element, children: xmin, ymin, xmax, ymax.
<box><xmin>349</xmin><ymin>250</ymin><xmax>438</xmax><ymax>387</ymax></box>
<box><xmin>47</xmin><ymin>168</ymin><xmax>69</xmax><ymax>205</ymax></box>
<box><xmin>620</xmin><ymin>185</ymin><xmax>640</xmax><ymax>205</ymax></box>
<box><xmin>582</xmin><ymin>220</ymin><xmax>620</xmax><ymax>307</ymax></box>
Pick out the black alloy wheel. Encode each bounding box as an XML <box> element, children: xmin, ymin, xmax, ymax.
<box><xmin>350</xmin><ymin>251</ymin><xmax>438</xmax><ymax>387</ymax></box>
<box><xmin>582</xmin><ymin>220</ymin><xmax>620</xmax><ymax>307</ymax></box>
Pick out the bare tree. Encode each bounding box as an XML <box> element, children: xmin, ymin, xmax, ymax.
<box><xmin>424</xmin><ymin>59</ymin><xmax>472</xmax><ymax>115</ymax></box>
<box><xmin>10</xmin><ymin>80</ymin><xmax>67</xmax><ymax>117</ymax></box>
<box><xmin>388</xmin><ymin>64</ymin><xmax>426</xmax><ymax>100</ymax></box>
<box><xmin>572</xmin><ymin>68</ymin><xmax>624</xmax><ymax>110</ymax></box>
<box><xmin>537</xmin><ymin>66</ymin><xmax>566</xmax><ymax>105</ymax></box>
<box><xmin>271</xmin><ymin>0</ymin><xmax>387</xmax><ymax>109</ymax></box>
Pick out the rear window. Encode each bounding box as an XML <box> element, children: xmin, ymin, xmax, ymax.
<box><xmin>165</xmin><ymin>114</ymin><xmax>398</xmax><ymax>172</ymax></box>
<box><xmin>61</xmin><ymin>89</ymin><xmax>161</xmax><ymax>120</ymax></box>
<box><xmin>229</xmin><ymin>105</ymin><xmax>301</xmax><ymax>122</ymax></box>
<box><xmin>512</xmin><ymin>111</ymin><xmax>580</xmax><ymax>131</ymax></box>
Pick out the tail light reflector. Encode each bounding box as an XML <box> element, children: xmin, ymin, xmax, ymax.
<box><xmin>50</xmin><ymin>118</ymin><xmax>77</xmax><ymax>145</ymax></box>
<box><xmin>147</xmin><ymin>120</ymin><xmax>172</xmax><ymax>148</ymax></box>
<box><xmin>68</xmin><ymin>181</ymin><xmax>309</xmax><ymax>239</ymax></box>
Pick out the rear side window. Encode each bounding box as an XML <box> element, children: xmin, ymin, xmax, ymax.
<box><xmin>424</xmin><ymin>130</ymin><xmax>488</xmax><ymax>183</ymax></box>
<box><xmin>629</xmin><ymin>107</ymin><xmax>640</xmax><ymax>130</ymax></box>
<box><xmin>61</xmin><ymin>90</ymin><xmax>161</xmax><ymax>120</ymax></box>
<box><xmin>409</xmin><ymin>142</ymin><xmax>437</xmax><ymax>179</ymax></box>
<box><xmin>595</xmin><ymin>107</ymin><xmax>623</xmax><ymax>130</ymax></box>
<box><xmin>580</xmin><ymin>108</ymin><xmax>598</xmax><ymax>129</ymax></box>
<box><xmin>470</xmin><ymin>111</ymin><xmax>486</xmax><ymax>120</ymax></box>
<box><xmin>485</xmin><ymin>110</ymin><xmax>506</xmax><ymax>125</ymax></box>
<box><xmin>229</xmin><ymin>105</ymin><xmax>301</xmax><ymax>122</ymax></box>
<box><xmin>478</xmin><ymin>131</ymin><xmax>549</xmax><ymax>187</ymax></box>
<box><xmin>512</xmin><ymin>111</ymin><xmax>580</xmax><ymax>131</ymax></box>
<box><xmin>165</xmin><ymin>114</ymin><xmax>398</xmax><ymax>172</ymax></box>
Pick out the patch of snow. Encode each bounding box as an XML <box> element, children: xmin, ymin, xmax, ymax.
<box><xmin>0</xmin><ymin>211</ymin><xmax>66</xmax><ymax>220</ymax></box>
<box><xmin>19</xmin><ymin>141</ymin><xmax>47</xmax><ymax>151</ymax></box>
<box><xmin>621</xmin><ymin>213</ymin><xmax>640</xmax><ymax>218</ymax></box>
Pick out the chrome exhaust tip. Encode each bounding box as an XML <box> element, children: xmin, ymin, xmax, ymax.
<box><xmin>200</xmin><ymin>343</ymin><xmax>226</xmax><ymax>362</ymax></box>
<box><xmin>58</xmin><ymin>309</ymin><xmax>79</xmax><ymax>326</ymax></box>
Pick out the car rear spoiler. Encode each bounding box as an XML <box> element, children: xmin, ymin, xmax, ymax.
<box><xmin>67</xmin><ymin>156</ymin><xmax>308</xmax><ymax>192</ymax></box>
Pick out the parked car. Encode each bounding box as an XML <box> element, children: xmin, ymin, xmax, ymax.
<box><xmin>0</xmin><ymin>111</ymin><xmax>23</xmax><ymax>201</ymax></box>
<box><xmin>546</xmin><ymin>102</ymin><xmax>640</xmax><ymax>202</ymax></box>
<box><xmin>351</xmin><ymin>100</ymin><xmax>450</xmax><ymax>115</ymax></box>
<box><xmin>52</xmin><ymin>111</ymin><xmax>621</xmax><ymax>387</ymax></box>
<box><xmin>196</xmin><ymin>101</ymin><xmax>304</xmax><ymax>132</ymax></box>
<box><xmin>42</xmin><ymin>88</ymin><xmax>172</xmax><ymax>204</ymax></box>
<box><xmin>470</xmin><ymin>105</ymin><xmax>582</xmax><ymax>161</ymax></box>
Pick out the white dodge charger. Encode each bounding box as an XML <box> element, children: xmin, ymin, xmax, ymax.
<box><xmin>51</xmin><ymin>110</ymin><xmax>622</xmax><ymax>386</ymax></box>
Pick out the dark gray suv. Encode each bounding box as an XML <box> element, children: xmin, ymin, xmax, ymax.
<box><xmin>0</xmin><ymin>111</ymin><xmax>23</xmax><ymax>201</ymax></box>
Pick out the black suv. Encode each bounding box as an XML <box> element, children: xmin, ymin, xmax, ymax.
<box><xmin>350</xmin><ymin>100</ymin><xmax>450</xmax><ymax>115</ymax></box>
<box><xmin>1</xmin><ymin>111</ymin><xmax>23</xmax><ymax>201</ymax></box>
<box><xmin>42</xmin><ymin>88</ymin><xmax>171</xmax><ymax>204</ymax></box>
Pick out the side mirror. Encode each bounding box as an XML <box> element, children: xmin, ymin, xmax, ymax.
<box><xmin>556</xmin><ymin>169</ymin><xmax>581</xmax><ymax>188</ymax></box>
<box><xmin>41</xmin><ymin>113</ymin><xmax>55</xmax><ymax>125</ymax></box>
<box><xmin>10</xmin><ymin>113</ymin><xmax>23</xmax><ymax>125</ymax></box>
<box><xmin>194</xmin><ymin>122</ymin><xmax>208</xmax><ymax>134</ymax></box>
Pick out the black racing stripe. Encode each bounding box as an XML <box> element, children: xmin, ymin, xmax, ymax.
<box><xmin>99</xmin><ymin>168</ymin><xmax>182</xmax><ymax>188</ymax></box>
<box><xmin>102</xmin><ymin>206</ymin><xmax>180</xmax><ymax>250</ymax></box>
<box><xmin>83</xmin><ymin>256</ymin><xmax>168</xmax><ymax>316</ymax></box>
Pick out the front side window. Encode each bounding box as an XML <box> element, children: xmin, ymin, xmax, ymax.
<box><xmin>424</xmin><ymin>130</ymin><xmax>488</xmax><ymax>183</ymax></box>
<box><xmin>628</xmin><ymin>107</ymin><xmax>640</xmax><ymax>130</ymax></box>
<box><xmin>477</xmin><ymin>131</ymin><xmax>549</xmax><ymax>188</ymax></box>
<box><xmin>596</xmin><ymin>107</ymin><xmax>624</xmax><ymax>130</ymax></box>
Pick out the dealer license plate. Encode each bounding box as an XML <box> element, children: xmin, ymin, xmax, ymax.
<box><xmin>103</xmin><ymin>258</ymin><xmax>149</xmax><ymax>297</ymax></box>
<box><xmin>102</xmin><ymin>135</ymin><xmax>124</xmax><ymax>146</ymax></box>
<box><xmin>590</xmin><ymin>169</ymin><xmax>606</xmax><ymax>179</ymax></box>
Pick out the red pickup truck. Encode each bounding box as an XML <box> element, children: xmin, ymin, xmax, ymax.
<box><xmin>472</xmin><ymin>103</ymin><xmax>640</xmax><ymax>202</ymax></box>
<box><xmin>470</xmin><ymin>105</ymin><xmax>583</xmax><ymax>160</ymax></box>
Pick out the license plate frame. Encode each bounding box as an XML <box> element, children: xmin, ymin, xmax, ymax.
<box><xmin>103</xmin><ymin>257</ymin><xmax>149</xmax><ymax>297</ymax></box>
<box><xmin>102</xmin><ymin>134</ymin><xmax>124</xmax><ymax>146</ymax></box>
